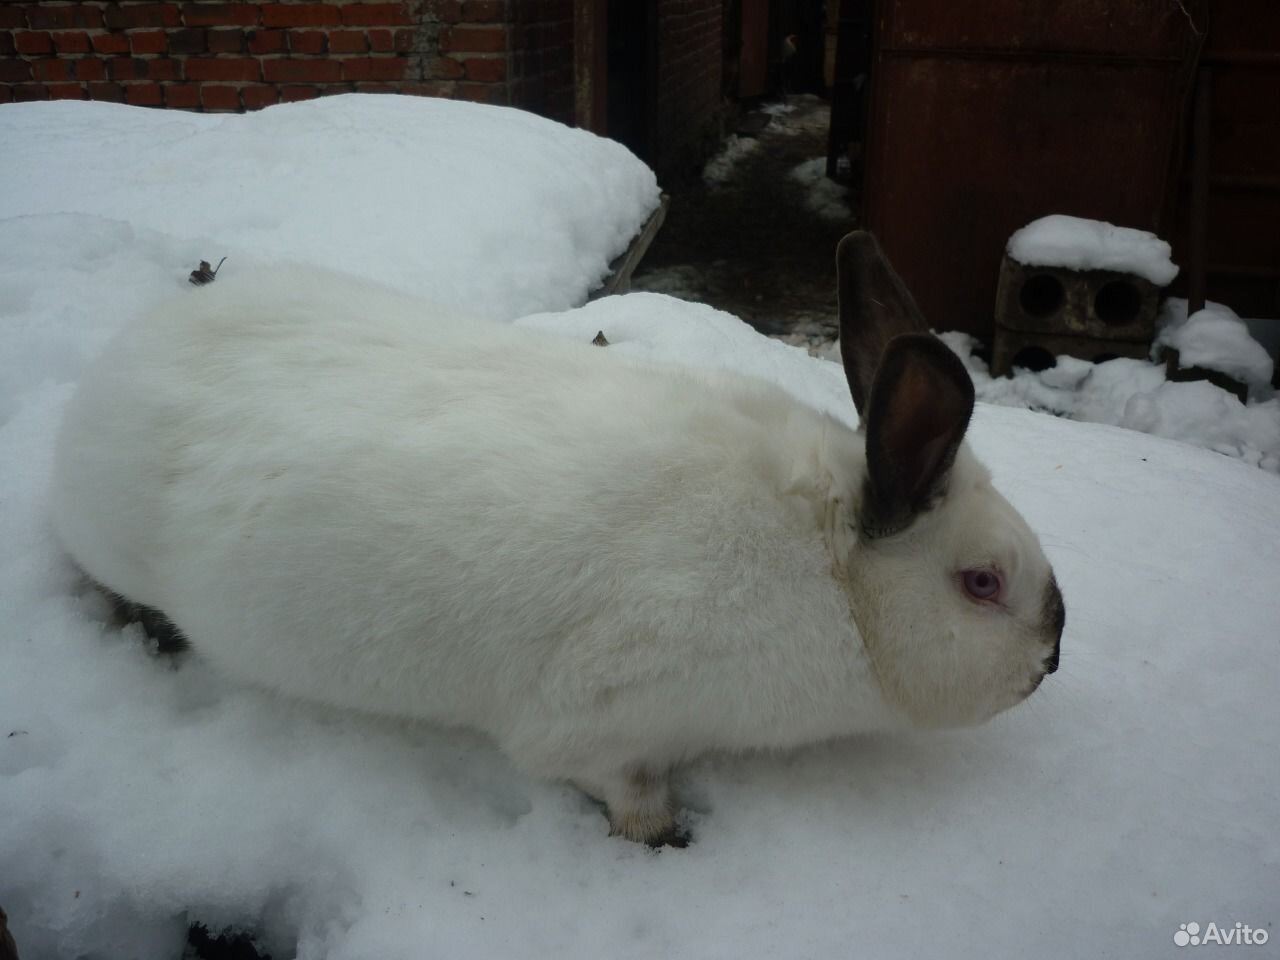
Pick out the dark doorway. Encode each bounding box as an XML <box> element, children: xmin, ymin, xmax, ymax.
<box><xmin>606</xmin><ymin>0</ymin><xmax>657</xmax><ymax>162</ymax></box>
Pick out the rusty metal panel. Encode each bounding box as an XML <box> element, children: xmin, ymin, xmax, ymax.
<box><xmin>862</xmin><ymin>0</ymin><xmax>1206</xmax><ymax>337</ymax></box>
<box><xmin>1168</xmin><ymin>0</ymin><xmax>1280</xmax><ymax>323</ymax></box>
<box><xmin>884</xmin><ymin>0</ymin><xmax>1202</xmax><ymax>59</ymax></box>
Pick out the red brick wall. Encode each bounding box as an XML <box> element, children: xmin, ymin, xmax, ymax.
<box><xmin>0</xmin><ymin>1</ymin><xmax>526</xmax><ymax>109</ymax></box>
<box><xmin>509</xmin><ymin>0</ymin><xmax>572</xmax><ymax>124</ymax></box>
<box><xmin>654</xmin><ymin>0</ymin><xmax>724</xmax><ymax>178</ymax></box>
<box><xmin>2</xmin><ymin>0</ymin><xmax>726</xmax><ymax>181</ymax></box>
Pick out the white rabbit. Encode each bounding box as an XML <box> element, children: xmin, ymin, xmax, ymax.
<box><xmin>51</xmin><ymin>233</ymin><xmax>1064</xmax><ymax>845</ymax></box>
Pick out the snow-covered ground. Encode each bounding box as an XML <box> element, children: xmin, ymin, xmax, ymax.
<box><xmin>787</xmin><ymin>157</ymin><xmax>852</xmax><ymax>221</ymax></box>
<box><xmin>701</xmin><ymin>134</ymin><xmax>761</xmax><ymax>187</ymax></box>
<box><xmin>2</xmin><ymin>98</ymin><xmax>1279</xmax><ymax>959</ymax></box>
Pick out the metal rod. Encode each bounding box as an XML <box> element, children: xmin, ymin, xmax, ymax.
<box><xmin>880</xmin><ymin>47</ymin><xmax>1184</xmax><ymax>66</ymax></box>
<box><xmin>1180</xmin><ymin>174</ymin><xmax>1280</xmax><ymax>194</ymax></box>
<box><xmin>1201</xmin><ymin>51</ymin><xmax>1280</xmax><ymax>66</ymax></box>
<box><xmin>1188</xmin><ymin>66</ymin><xmax>1212</xmax><ymax>314</ymax></box>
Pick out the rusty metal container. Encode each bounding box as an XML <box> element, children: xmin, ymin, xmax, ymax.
<box><xmin>860</xmin><ymin>0</ymin><xmax>1207</xmax><ymax>338</ymax></box>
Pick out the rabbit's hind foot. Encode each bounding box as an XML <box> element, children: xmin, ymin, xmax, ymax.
<box><xmin>101</xmin><ymin>586</ymin><xmax>190</xmax><ymax>654</ymax></box>
<box><xmin>602</xmin><ymin>765</ymin><xmax>688</xmax><ymax>847</ymax></box>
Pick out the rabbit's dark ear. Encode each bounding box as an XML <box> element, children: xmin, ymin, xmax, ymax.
<box><xmin>836</xmin><ymin>231</ymin><xmax>930</xmax><ymax>416</ymax></box>
<box><xmin>860</xmin><ymin>333</ymin><xmax>974</xmax><ymax>539</ymax></box>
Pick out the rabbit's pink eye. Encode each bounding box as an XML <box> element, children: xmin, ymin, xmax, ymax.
<box><xmin>961</xmin><ymin>569</ymin><xmax>1002</xmax><ymax>602</ymax></box>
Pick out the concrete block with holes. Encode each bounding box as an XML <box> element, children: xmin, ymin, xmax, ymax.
<box><xmin>990</xmin><ymin>254</ymin><xmax>1160</xmax><ymax>375</ymax></box>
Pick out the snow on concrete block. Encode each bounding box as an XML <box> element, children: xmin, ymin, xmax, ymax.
<box><xmin>1006</xmin><ymin>214</ymin><xmax>1179</xmax><ymax>287</ymax></box>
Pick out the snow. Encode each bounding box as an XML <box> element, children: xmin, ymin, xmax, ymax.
<box><xmin>3</xmin><ymin>99</ymin><xmax>1280</xmax><ymax>959</ymax></box>
<box><xmin>1155</xmin><ymin>297</ymin><xmax>1275</xmax><ymax>391</ymax></box>
<box><xmin>701</xmin><ymin>134</ymin><xmax>761</xmax><ymax>186</ymax></box>
<box><xmin>787</xmin><ymin>157</ymin><xmax>852</xmax><ymax>222</ymax></box>
<box><xmin>937</xmin><ymin>332</ymin><xmax>1280</xmax><ymax>474</ymax></box>
<box><xmin>0</xmin><ymin>95</ymin><xmax>660</xmax><ymax>322</ymax></box>
<box><xmin>1007</xmin><ymin>214</ymin><xmax>1180</xmax><ymax>286</ymax></box>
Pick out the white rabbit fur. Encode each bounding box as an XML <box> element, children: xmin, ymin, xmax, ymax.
<box><xmin>51</xmin><ymin>238</ymin><xmax>1063</xmax><ymax>843</ymax></box>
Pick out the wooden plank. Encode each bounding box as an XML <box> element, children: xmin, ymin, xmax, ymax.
<box><xmin>589</xmin><ymin>193</ymin><xmax>670</xmax><ymax>299</ymax></box>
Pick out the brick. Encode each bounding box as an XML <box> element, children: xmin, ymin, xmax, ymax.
<box><xmin>33</xmin><ymin>59</ymin><xmax>73</xmax><ymax>82</ymax></box>
<box><xmin>181</xmin><ymin>3</ymin><xmax>261</xmax><ymax>27</ymax></box>
<box><xmin>107</xmin><ymin>57</ymin><xmax>143</xmax><ymax>81</ymax></box>
<box><xmin>339</xmin><ymin>3</ymin><xmax>411</xmax><ymax>26</ymax></box>
<box><xmin>27</xmin><ymin>6</ymin><xmax>104</xmax><ymax>29</ymax></box>
<box><xmin>200</xmin><ymin>83</ymin><xmax>241</xmax><ymax>109</ymax></box>
<box><xmin>399</xmin><ymin>80</ymin><xmax>452</xmax><ymax>97</ymax></box>
<box><xmin>125</xmin><ymin>82</ymin><xmax>164</xmax><ymax>105</ymax></box>
<box><xmin>0</xmin><ymin>60</ymin><xmax>32</xmax><ymax>83</ymax></box>
<box><xmin>461</xmin><ymin>0</ymin><xmax>505</xmax><ymax>22</ymax></box>
<box><xmin>92</xmin><ymin>33</ymin><xmax>131</xmax><ymax>54</ymax></box>
<box><xmin>14</xmin><ymin>84</ymin><xmax>52</xmax><ymax>102</ymax></box>
<box><xmin>456</xmin><ymin>80</ymin><xmax>503</xmax><ymax>103</ymax></box>
<box><xmin>352</xmin><ymin>81</ymin><xmax>395</xmax><ymax>93</ymax></box>
<box><xmin>87</xmin><ymin>81</ymin><xmax>126</xmax><ymax>101</ymax></box>
<box><xmin>148</xmin><ymin>58</ymin><xmax>182</xmax><ymax>80</ymax></box>
<box><xmin>240</xmin><ymin>84</ymin><xmax>278</xmax><ymax>109</ymax></box>
<box><xmin>185</xmin><ymin>57</ymin><xmax>259</xmax><ymax>81</ymax></box>
<box><xmin>130</xmin><ymin>30</ymin><xmax>168</xmax><ymax>54</ymax></box>
<box><xmin>262</xmin><ymin>58</ymin><xmax>341</xmax><ymax>82</ymax></box>
<box><xmin>52</xmin><ymin>30</ymin><xmax>92</xmax><ymax>54</ymax></box>
<box><xmin>342</xmin><ymin>56</ymin><xmax>406</xmax><ymax>81</ymax></box>
<box><xmin>15</xmin><ymin>31</ymin><xmax>53</xmax><ymax>55</ymax></box>
<box><xmin>49</xmin><ymin>82</ymin><xmax>88</xmax><ymax>99</ymax></box>
<box><xmin>0</xmin><ymin>33</ymin><xmax>13</xmax><ymax>56</ymax></box>
<box><xmin>392</xmin><ymin>28</ymin><xmax>413</xmax><ymax>51</ymax></box>
<box><xmin>73</xmin><ymin>58</ymin><xmax>108</xmax><ymax>81</ymax></box>
<box><xmin>167</xmin><ymin>28</ymin><xmax>207</xmax><ymax>54</ymax></box>
<box><xmin>367</xmin><ymin>28</ymin><xmax>392</xmax><ymax>51</ymax></box>
<box><xmin>0</xmin><ymin>86</ymin><xmax>12</xmax><ymax>104</ymax></box>
<box><xmin>278</xmin><ymin>84</ymin><xmax>318</xmax><ymax>102</ymax></box>
<box><xmin>163</xmin><ymin>83</ymin><xmax>201</xmax><ymax>107</ymax></box>
<box><xmin>260</xmin><ymin>4</ymin><xmax>340</xmax><ymax>27</ymax></box>
<box><xmin>0</xmin><ymin>9</ymin><xmax>24</xmax><ymax>29</ymax></box>
<box><xmin>428</xmin><ymin>1</ymin><xmax>462</xmax><ymax>23</ymax></box>
<box><xmin>287</xmin><ymin>29</ymin><xmax>326</xmax><ymax>54</ymax></box>
<box><xmin>247</xmin><ymin>28</ymin><xmax>283</xmax><ymax>52</ymax></box>
<box><xmin>462</xmin><ymin>55</ymin><xmax>503</xmax><ymax>82</ymax></box>
<box><xmin>427</xmin><ymin>55</ymin><xmax>462</xmax><ymax>79</ymax></box>
<box><xmin>207</xmin><ymin>28</ymin><xmax>246</xmax><ymax>52</ymax></box>
<box><xmin>103</xmin><ymin>4</ymin><xmax>181</xmax><ymax>30</ymax></box>
<box><xmin>439</xmin><ymin>25</ymin><xmax>505</xmax><ymax>54</ymax></box>
<box><xmin>327</xmin><ymin>30</ymin><xmax>367</xmax><ymax>53</ymax></box>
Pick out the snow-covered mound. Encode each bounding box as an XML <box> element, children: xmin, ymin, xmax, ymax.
<box><xmin>0</xmin><ymin>96</ymin><xmax>660</xmax><ymax>321</ymax></box>
<box><xmin>1007</xmin><ymin>214</ymin><xmax>1179</xmax><ymax>286</ymax></box>
<box><xmin>936</xmin><ymin>331</ymin><xmax>1280</xmax><ymax>473</ymax></box>
<box><xmin>1155</xmin><ymin>297</ymin><xmax>1275</xmax><ymax>390</ymax></box>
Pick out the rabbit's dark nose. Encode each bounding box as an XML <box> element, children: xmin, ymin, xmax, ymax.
<box><xmin>1044</xmin><ymin>639</ymin><xmax>1060</xmax><ymax>674</ymax></box>
<box><xmin>1041</xmin><ymin>576</ymin><xmax>1065</xmax><ymax>675</ymax></box>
